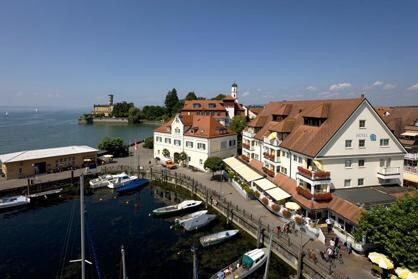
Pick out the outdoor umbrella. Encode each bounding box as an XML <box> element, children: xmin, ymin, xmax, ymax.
<box><xmin>368</xmin><ymin>252</ymin><xmax>394</xmax><ymax>269</ymax></box>
<box><xmin>285</xmin><ymin>202</ymin><xmax>301</xmax><ymax>211</ymax></box>
<box><xmin>395</xmin><ymin>267</ymin><xmax>418</xmax><ymax>279</ymax></box>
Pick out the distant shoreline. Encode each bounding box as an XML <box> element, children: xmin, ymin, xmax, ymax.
<box><xmin>79</xmin><ymin>116</ymin><xmax>161</xmax><ymax>125</ymax></box>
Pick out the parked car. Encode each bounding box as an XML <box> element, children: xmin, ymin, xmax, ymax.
<box><xmin>162</xmin><ymin>160</ymin><xmax>177</xmax><ymax>170</ymax></box>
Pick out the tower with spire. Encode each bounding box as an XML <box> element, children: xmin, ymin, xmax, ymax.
<box><xmin>231</xmin><ymin>82</ymin><xmax>238</xmax><ymax>99</ymax></box>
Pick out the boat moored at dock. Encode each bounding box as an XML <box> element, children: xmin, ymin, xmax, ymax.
<box><xmin>116</xmin><ymin>178</ymin><xmax>149</xmax><ymax>193</ymax></box>
<box><xmin>174</xmin><ymin>210</ymin><xmax>208</xmax><ymax>225</ymax></box>
<box><xmin>199</xmin><ymin>229</ymin><xmax>239</xmax><ymax>247</ymax></box>
<box><xmin>210</xmin><ymin>248</ymin><xmax>267</xmax><ymax>279</ymax></box>
<box><xmin>107</xmin><ymin>173</ymin><xmax>139</xmax><ymax>189</ymax></box>
<box><xmin>0</xmin><ymin>195</ymin><xmax>30</xmax><ymax>210</ymax></box>
<box><xmin>181</xmin><ymin>213</ymin><xmax>217</xmax><ymax>231</ymax></box>
<box><xmin>89</xmin><ymin>174</ymin><xmax>115</xmax><ymax>189</ymax></box>
<box><xmin>152</xmin><ymin>200</ymin><xmax>202</xmax><ymax>216</ymax></box>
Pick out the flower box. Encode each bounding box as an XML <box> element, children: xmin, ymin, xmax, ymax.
<box><xmin>296</xmin><ymin>186</ymin><xmax>313</xmax><ymax>199</ymax></box>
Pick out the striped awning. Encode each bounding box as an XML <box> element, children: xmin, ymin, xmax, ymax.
<box><xmin>265</xmin><ymin>187</ymin><xmax>291</xmax><ymax>202</ymax></box>
<box><xmin>223</xmin><ymin>157</ymin><xmax>264</xmax><ymax>182</ymax></box>
<box><xmin>401</xmin><ymin>131</ymin><xmax>418</xmax><ymax>137</ymax></box>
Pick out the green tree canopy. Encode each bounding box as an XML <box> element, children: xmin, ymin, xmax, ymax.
<box><xmin>204</xmin><ymin>156</ymin><xmax>225</xmax><ymax>177</ymax></box>
<box><xmin>143</xmin><ymin>136</ymin><xmax>154</xmax><ymax>149</ymax></box>
<box><xmin>354</xmin><ymin>194</ymin><xmax>418</xmax><ymax>270</ymax></box>
<box><xmin>162</xmin><ymin>148</ymin><xmax>170</xmax><ymax>158</ymax></box>
<box><xmin>128</xmin><ymin>107</ymin><xmax>142</xmax><ymax>124</ymax></box>
<box><xmin>165</xmin><ymin>88</ymin><xmax>180</xmax><ymax>116</ymax></box>
<box><xmin>142</xmin><ymin>105</ymin><xmax>166</xmax><ymax>120</ymax></box>
<box><xmin>212</xmin><ymin>94</ymin><xmax>226</xmax><ymax>100</ymax></box>
<box><xmin>112</xmin><ymin>102</ymin><xmax>134</xmax><ymax>117</ymax></box>
<box><xmin>98</xmin><ymin>137</ymin><xmax>128</xmax><ymax>157</ymax></box>
<box><xmin>185</xmin><ymin>91</ymin><xmax>198</xmax><ymax>100</ymax></box>
<box><xmin>230</xmin><ymin>115</ymin><xmax>247</xmax><ymax>134</ymax></box>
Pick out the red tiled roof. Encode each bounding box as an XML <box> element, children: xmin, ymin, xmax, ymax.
<box><xmin>376</xmin><ymin>106</ymin><xmax>418</xmax><ymax>137</ymax></box>
<box><xmin>250</xmin><ymin>98</ymin><xmax>364</xmax><ymax>157</ymax></box>
<box><xmin>183</xmin><ymin>100</ymin><xmax>226</xmax><ymax>111</ymax></box>
<box><xmin>328</xmin><ymin>196</ymin><xmax>364</xmax><ymax>225</ymax></box>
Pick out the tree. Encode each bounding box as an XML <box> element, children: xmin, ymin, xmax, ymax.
<box><xmin>143</xmin><ymin>137</ymin><xmax>154</xmax><ymax>149</ymax></box>
<box><xmin>162</xmin><ymin>148</ymin><xmax>170</xmax><ymax>158</ymax></box>
<box><xmin>185</xmin><ymin>91</ymin><xmax>198</xmax><ymax>100</ymax></box>
<box><xmin>165</xmin><ymin>88</ymin><xmax>180</xmax><ymax>116</ymax></box>
<box><xmin>142</xmin><ymin>105</ymin><xmax>166</xmax><ymax>120</ymax></box>
<box><xmin>178</xmin><ymin>151</ymin><xmax>188</xmax><ymax>166</ymax></box>
<box><xmin>128</xmin><ymin>107</ymin><xmax>142</xmax><ymax>124</ymax></box>
<box><xmin>212</xmin><ymin>94</ymin><xmax>226</xmax><ymax>100</ymax></box>
<box><xmin>229</xmin><ymin>115</ymin><xmax>247</xmax><ymax>134</ymax></box>
<box><xmin>204</xmin><ymin>156</ymin><xmax>225</xmax><ymax>177</ymax></box>
<box><xmin>98</xmin><ymin>137</ymin><xmax>128</xmax><ymax>157</ymax></box>
<box><xmin>112</xmin><ymin>102</ymin><xmax>134</xmax><ymax>118</ymax></box>
<box><xmin>354</xmin><ymin>194</ymin><xmax>418</xmax><ymax>270</ymax></box>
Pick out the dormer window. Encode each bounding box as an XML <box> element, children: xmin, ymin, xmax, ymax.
<box><xmin>272</xmin><ymin>114</ymin><xmax>286</xmax><ymax>122</ymax></box>
<box><xmin>303</xmin><ymin>117</ymin><xmax>325</xmax><ymax>126</ymax></box>
<box><xmin>208</xmin><ymin>103</ymin><xmax>216</xmax><ymax>108</ymax></box>
<box><xmin>174</xmin><ymin>127</ymin><xmax>180</xmax><ymax>134</ymax></box>
<box><xmin>192</xmin><ymin>103</ymin><xmax>201</xmax><ymax>109</ymax></box>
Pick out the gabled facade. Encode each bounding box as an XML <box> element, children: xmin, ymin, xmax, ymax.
<box><xmin>154</xmin><ymin>114</ymin><xmax>237</xmax><ymax>171</ymax></box>
<box><xmin>242</xmin><ymin>97</ymin><xmax>406</xmax><ymax>210</ymax></box>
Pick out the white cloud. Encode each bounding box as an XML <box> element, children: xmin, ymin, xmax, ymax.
<box><xmin>407</xmin><ymin>83</ymin><xmax>418</xmax><ymax>91</ymax></box>
<box><xmin>242</xmin><ymin>91</ymin><xmax>250</xmax><ymax>97</ymax></box>
<box><xmin>372</xmin><ymin>80</ymin><xmax>384</xmax><ymax>87</ymax></box>
<box><xmin>305</xmin><ymin>86</ymin><xmax>318</xmax><ymax>91</ymax></box>
<box><xmin>383</xmin><ymin>83</ymin><xmax>396</xmax><ymax>90</ymax></box>
<box><xmin>329</xmin><ymin>82</ymin><xmax>352</xmax><ymax>91</ymax></box>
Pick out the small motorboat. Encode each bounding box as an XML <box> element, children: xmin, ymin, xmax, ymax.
<box><xmin>181</xmin><ymin>213</ymin><xmax>217</xmax><ymax>231</ymax></box>
<box><xmin>116</xmin><ymin>178</ymin><xmax>149</xmax><ymax>193</ymax></box>
<box><xmin>0</xmin><ymin>195</ymin><xmax>30</xmax><ymax>210</ymax></box>
<box><xmin>108</xmin><ymin>173</ymin><xmax>138</xmax><ymax>189</ymax></box>
<box><xmin>210</xmin><ymin>248</ymin><xmax>267</xmax><ymax>279</ymax></box>
<box><xmin>200</xmin><ymin>229</ymin><xmax>239</xmax><ymax>247</ymax></box>
<box><xmin>28</xmin><ymin>188</ymin><xmax>63</xmax><ymax>199</ymax></box>
<box><xmin>152</xmin><ymin>200</ymin><xmax>202</xmax><ymax>216</ymax></box>
<box><xmin>174</xmin><ymin>210</ymin><xmax>208</xmax><ymax>225</ymax></box>
<box><xmin>89</xmin><ymin>174</ymin><xmax>115</xmax><ymax>189</ymax></box>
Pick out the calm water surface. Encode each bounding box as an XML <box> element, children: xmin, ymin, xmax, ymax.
<box><xmin>0</xmin><ymin>109</ymin><xmax>157</xmax><ymax>154</ymax></box>
<box><xmin>0</xmin><ymin>182</ymin><xmax>293</xmax><ymax>279</ymax></box>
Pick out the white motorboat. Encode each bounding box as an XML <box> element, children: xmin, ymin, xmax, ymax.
<box><xmin>210</xmin><ymin>248</ymin><xmax>267</xmax><ymax>279</ymax></box>
<box><xmin>0</xmin><ymin>195</ymin><xmax>30</xmax><ymax>210</ymax></box>
<box><xmin>107</xmin><ymin>173</ymin><xmax>139</xmax><ymax>189</ymax></box>
<box><xmin>181</xmin><ymin>213</ymin><xmax>217</xmax><ymax>231</ymax></box>
<box><xmin>152</xmin><ymin>200</ymin><xmax>203</xmax><ymax>216</ymax></box>
<box><xmin>89</xmin><ymin>174</ymin><xmax>115</xmax><ymax>189</ymax></box>
<box><xmin>200</xmin><ymin>229</ymin><xmax>239</xmax><ymax>247</ymax></box>
<box><xmin>174</xmin><ymin>210</ymin><xmax>208</xmax><ymax>225</ymax></box>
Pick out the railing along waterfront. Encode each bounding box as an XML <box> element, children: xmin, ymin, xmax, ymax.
<box><xmin>145</xmin><ymin>168</ymin><xmax>348</xmax><ymax>279</ymax></box>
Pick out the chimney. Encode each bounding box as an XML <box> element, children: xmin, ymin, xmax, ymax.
<box><xmin>361</xmin><ymin>94</ymin><xmax>365</xmax><ymax>99</ymax></box>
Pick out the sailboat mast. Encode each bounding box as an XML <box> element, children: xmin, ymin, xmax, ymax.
<box><xmin>80</xmin><ymin>174</ymin><xmax>86</xmax><ymax>279</ymax></box>
<box><xmin>192</xmin><ymin>246</ymin><xmax>198</xmax><ymax>279</ymax></box>
<box><xmin>121</xmin><ymin>245</ymin><xmax>127</xmax><ymax>279</ymax></box>
<box><xmin>263</xmin><ymin>230</ymin><xmax>273</xmax><ymax>279</ymax></box>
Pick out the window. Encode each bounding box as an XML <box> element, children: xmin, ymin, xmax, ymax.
<box><xmin>281</xmin><ymin>167</ymin><xmax>288</xmax><ymax>175</ymax></box>
<box><xmin>282</xmin><ymin>151</ymin><xmax>286</xmax><ymax>157</ymax></box>
<box><xmin>286</xmin><ymin>152</ymin><xmax>290</xmax><ymax>158</ymax></box>
<box><xmin>221</xmin><ymin>141</ymin><xmax>227</xmax><ymax>150</ymax></box>
<box><xmin>164</xmin><ymin>138</ymin><xmax>171</xmax><ymax>144</ymax></box>
<box><xmin>186</xmin><ymin>141</ymin><xmax>193</xmax><ymax>148</ymax></box>
<box><xmin>157</xmin><ymin>136</ymin><xmax>162</xmax><ymax>142</ymax></box>
<box><xmin>174</xmin><ymin>127</ymin><xmax>180</xmax><ymax>134</ymax></box>
<box><xmin>386</xmin><ymin>158</ymin><xmax>391</xmax><ymax>167</ymax></box>
<box><xmin>380</xmin><ymin>138</ymin><xmax>389</xmax><ymax>146</ymax></box>
<box><xmin>345</xmin><ymin>140</ymin><xmax>352</xmax><ymax>148</ymax></box>
<box><xmin>298</xmin><ymin>157</ymin><xmax>303</xmax><ymax>163</ymax></box>
<box><xmin>345</xmin><ymin>159</ymin><xmax>352</xmax><ymax>168</ymax></box>
<box><xmin>358</xmin><ymin>178</ymin><xmax>364</xmax><ymax>186</ymax></box>
<box><xmin>174</xmin><ymin>139</ymin><xmax>181</xmax><ymax>146</ymax></box>
<box><xmin>197</xmin><ymin>143</ymin><xmax>206</xmax><ymax>150</ymax></box>
<box><xmin>199</xmin><ymin>159</ymin><xmax>203</xmax><ymax>165</ymax></box>
<box><xmin>229</xmin><ymin>140</ymin><xmax>236</xmax><ymax>146</ymax></box>
<box><xmin>188</xmin><ymin>156</ymin><xmax>191</xmax><ymax>162</ymax></box>
<box><xmin>344</xmin><ymin>179</ymin><xmax>351</xmax><ymax>187</ymax></box>
<box><xmin>208</xmin><ymin>103</ymin><xmax>216</xmax><ymax>108</ymax></box>
<box><xmin>380</xmin><ymin>159</ymin><xmax>385</xmax><ymax>167</ymax></box>
<box><xmin>359</xmin><ymin>139</ymin><xmax>365</xmax><ymax>148</ymax></box>
<box><xmin>359</xmin><ymin>120</ymin><xmax>366</xmax><ymax>128</ymax></box>
<box><xmin>293</xmin><ymin>155</ymin><xmax>297</xmax><ymax>161</ymax></box>
<box><xmin>358</xmin><ymin>159</ymin><xmax>365</xmax><ymax>167</ymax></box>
<box><xmin>192</xmin><ymin>103</ymin><xmax>201</xmax><ymax>108</ymax></box>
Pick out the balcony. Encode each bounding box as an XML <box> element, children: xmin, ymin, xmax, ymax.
<box><xmin>263</xmin><ymin>152</ymin><xmax>279</xmax><ymax>163</ymax></box>
<box><xmin>241</xmin><ymin>155</ymin><xmax>250</xmax><ymax>162</ymax></box>
<box><xmin>405</xmin><ymin>153</ymin><xmax>418</xmax><ymax>161</ymax></box>
<box><xmin>242</xmin><ymin>143</ymin><xmax>251</xmax><ymax>150</ymax></box>
<box><xmin>262</xmin><ymin>167</ymin><xmax>275</xmax><ymax>177</ymax></box>
<box><xmin>263</xmin><ymin>137</ymin><xmax>281</xmax><ymax>147</ymax></box>
<box><xmin>377</xmin><ymin>167</ymin><xmax>401</xmax><ymax>180</ymax></box>
<box><xmin>243</xmin><ymin>130</ymin><xmax>256</xmax><ymax>138</ymax></box>
<box><xmin>297</xmin><ymin>166</ymin><xmax>330</xmax><ymax>180</ymax></box>
<box><xmin>296</xmin><ymin>186</ymin><xmax>333</xmax><ymax>202</ymax></box>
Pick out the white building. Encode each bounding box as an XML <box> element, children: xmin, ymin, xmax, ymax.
<box><xmin>241</xmin><ymin>97</ymin><xmax>406</xmax><ymax>218</ymax></box>
<box><xmin>154</xmin><ymin>114</ymin><xmax>237</xmax><ymax>171</ymax></box>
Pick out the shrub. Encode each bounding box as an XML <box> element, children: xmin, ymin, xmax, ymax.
<box><xmin>261</xmin><ymin>197</ymin><xmax>269</xmax><ymax>205</ymax></box>
<box><xmin>254</xmin><ymin>191</ymin><xmax>261</xmax><ymax>198</ymax></box>
<box><xmin>294</xmin><ymin>216</ymin><xmax>304</xmax><ymax>225</ymax></box>
<box><xmin>282</xmin><ymin>209</ymin><xmax>291</xmax><ymax>218</ymax></box>
<box><xmin>143</xmin><ymin>137</ymin><xmax>153</xmax><ymax>149</ymax></box>
<box><xmin>98</xmin><ymin>137</ymin><xmax>128</xmax><ymax>157</ymax></box>
<box><xmin>162</xmin><ymin>148</ymin><xmax>170</xmax><ymax>158</ymax></box>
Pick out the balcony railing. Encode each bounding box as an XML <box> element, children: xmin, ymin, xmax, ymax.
<box><xmin>297</xmin><ymin>166</ymin><xmax>331</xmax><ymax>180</ymax></box>
<box><xmin>243</xmin><ymin>130</ymin><xmax>256</xmax><ymax>138</ymax></box>
<box><xmin>242</xmin><ymin>143</ymin><xmax>250</xmax><ymax>150</ymax></box>
<box><xmin>241</xmin><ymin>155</ymin><xmax>250</xmax><ymax>162</ymax></box>
<box><xmin>378</xmin><ymin>167</ymin><xmax>400</xmax><ymax>176</ymax></box>
<box><xmin>405</xmin><ymin>153</ymin><xmax>418</xmax><ymax>160</ymax></box>
<box><xmin>296</xmin><ymin>186</ymin><xmax>333</xmax><ymax>202</ymax></box>
<box><xmin>263</xmin><ymin>152</ymin><xmax>277</xmax><ymax>162</ymax></box>
<box><xmin>262</xmin><ymin>167</ymin><xmax>275</xmax><ymax>177</ymax></box>
<box><xmin>263</xmin><ymin>137</ymin><xmax>281</xmax><ymax>147</ymax></box>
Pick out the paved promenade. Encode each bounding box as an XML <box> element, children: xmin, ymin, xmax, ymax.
<box><xmin>0</xmin><ymin>145</ymin><xmax>373</xmax><ymax>278</ymax></box>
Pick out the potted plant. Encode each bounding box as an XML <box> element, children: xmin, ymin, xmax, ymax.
<box><xmin>261</xmin><ymin>197</ymin><xmax>269</xmax><ymax>205</ymax></box>
<box><xmin>271</xmin><ymin>203</ymin><xmax>280</xmax><ymax>212</ymax></box>
<box><xmin>282</xmin><ymin>209</ymin><xmax>291</xmax><ymax>218</ymax></box>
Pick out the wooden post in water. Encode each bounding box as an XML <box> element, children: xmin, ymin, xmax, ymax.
<box><xmin>256</xmin><ymin>218</ymin><xmax>262</xmax><ymax>248</ymax></box>
<box><xmin>192</xmin><ymin>246</ymin><xmax>198</xmax><ymax>279</ymax></box>
<box><xmin>80</xmin><ymin>174</ymin><xmax>86</xmax><ymax>279</ymax></box>
<box><xmin>263</xmin><ymin>230</ymin><xmax>273</xmax><ymax>279</ymax></box>
<box><xmin>150</xmin><ymin>167</ymin><xmax>153</xmax><ymax>180</ymax></box>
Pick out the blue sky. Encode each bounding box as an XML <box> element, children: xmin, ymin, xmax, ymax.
<box><xmin>1</xmin><ymin>0</ymin><xmax>418</xmax><ymax>109</ymax></box>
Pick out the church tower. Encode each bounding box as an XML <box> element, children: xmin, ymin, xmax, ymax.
<box><xmin>231</xmin><ymin>82</ymin><xmax>238</xmax><ymax>99</ymax></box>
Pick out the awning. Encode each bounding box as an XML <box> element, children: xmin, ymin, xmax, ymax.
<box><xmin>253</xmin><ymin>178</ymin><xmax>276</xmax><ymax>191</ymax></box>
<box><xmin>223</xmin><ymin>157</ymin><xmax>264</xmax><ymax>182</ymax></box>
<box><xmin>265</xmin><ymin>187</ymin><xmax>291</xmax><ymax>202</ymax></box>
<box><xmin>404</xmin><ymin>172</ymin><xmax>418</xmax><ymax>184</ymax></box>
<box><xmin>401</xmin><ymin>131</ymin><xmax>418</xmax><ymax>137</ymax></box>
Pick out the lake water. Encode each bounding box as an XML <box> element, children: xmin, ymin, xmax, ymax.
<box><xmin>0</xmin><ymin>182</ymin><xmax>293</xmax><ymax>279</ymax></box>
<box><xmin>0</xmin><ymin>109</ymin><xmax>157</xmax><ymax>154</ymax></box>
